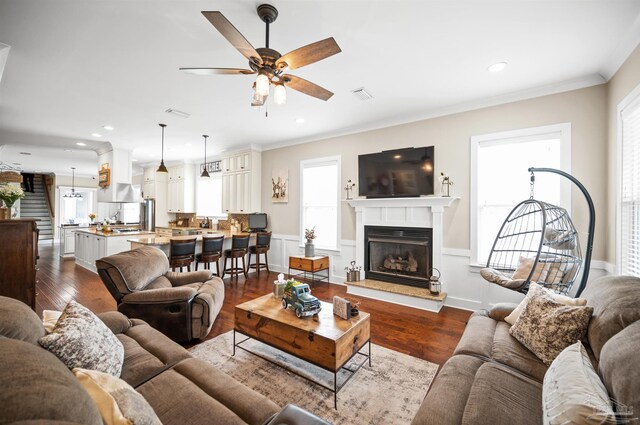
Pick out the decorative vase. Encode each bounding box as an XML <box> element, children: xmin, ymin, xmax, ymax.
<box><xmin>305</xmin><ymin>239</ymin><xmax>315</xmax><ymax>257</ymax></box>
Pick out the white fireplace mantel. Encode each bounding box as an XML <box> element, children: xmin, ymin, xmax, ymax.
<box><xmin>346</xmin><ymin>196</ymin><xmax>459</xmax><ymax>288</ymax></box>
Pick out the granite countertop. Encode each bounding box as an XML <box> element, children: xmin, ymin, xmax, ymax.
<box><xmin>128</xmin><ymin>230</ymin><xmax>250</xmax><ymax>245</ymax></box>
<box><xmin>75</xmin><ymin>228</ymin><xmax>156</xmax><ymax>238</ymax></box>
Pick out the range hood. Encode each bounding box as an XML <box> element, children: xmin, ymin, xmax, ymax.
<box><xmin>115</xmin><ymin>183</ymin><xmax>143</xmax><ymax>203</ymax></box>
<box><xmin>97</xmin><ymin>145</ymin><xmax>142</xmax><ymax>202</ymax></box>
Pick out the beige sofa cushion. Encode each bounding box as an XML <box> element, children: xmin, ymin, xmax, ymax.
<box><xmin>581</xmin><ymin>275</ymin><xmax>640</xmax><ymax>360</ymax></box>
<box><xmin>0</xmin><ymin>295</ymin><xmax>45</xmax><ymax>344</ymax></box>
<box><xmin>136</xmin><ymin>358</ymin><xmax>279</xmax><ymax>425</ymax></box>
<box><xmin>598</xmin><ymin>320</ymin><xmax>640</xmax><ymax>422</ymax></box>
<box><xmin>0</xmin><ymin>337</ymin><xmax>103</xmax><ymax>425</ymax></box>
<box><xmin>454</xmin><ymin>313</ymin><xmax>548</xmax><ymax>382</ymax></box>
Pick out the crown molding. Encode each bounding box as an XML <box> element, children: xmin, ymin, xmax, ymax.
<box><xmin>261</xmin><ymin>74</ymin><xmax>606</xmax><ymax>152</ymax></box>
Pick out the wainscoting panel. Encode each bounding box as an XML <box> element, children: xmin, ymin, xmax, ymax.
<box><xmin>267</xmin><ymin>235</ymin><xmax>611</xmax><ymax>311</ymax></box>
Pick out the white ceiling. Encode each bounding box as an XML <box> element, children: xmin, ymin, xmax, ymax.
<box><xmin>1</xmin><ymin>0</ymin><xmax>640</xmax><ymax>176</ymax></box>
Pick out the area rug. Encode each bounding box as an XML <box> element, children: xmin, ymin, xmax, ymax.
<box><xmin>189</xmin><ymin>331</ymin><xmax>439</xmax><ymax>425</ymax></box>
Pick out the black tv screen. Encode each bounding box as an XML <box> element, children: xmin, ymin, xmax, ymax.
<box><xmin>358</xmin><ymin>147</ymin><xmax>434</xmax><ymax>198</ymax></box>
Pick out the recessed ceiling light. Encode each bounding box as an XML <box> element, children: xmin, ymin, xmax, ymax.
<box><xmin>295</xmin><ymin>117</ymin><xmax>305</xmax><ymax>124</ymax></box>
<box><xmin>394</xmin><ymin>155</ymin><xmax>402</xmax><ymax>159</ymax></box>
<box><xmin>19</xmin><ymin>152</ymin><xmax>31</xmax><ymax>155</ymax></box>
<box><xmin>91</xmin><ymin>133</ymin><xmax>102</xmax><ymax>138</ymax></box>
<box><xmin>12</xmin><ymin>162</ymin><xmax>21</xmax><ymax>166</ymax></box>
<box><xmin>103</xmin><ymin>125</ymin><xmax>114</xmax><ymax>131</ymax></box>
<box><xmin>488</xmin><ymin>61</ymin><xmax>507</xmax><ymax>73</ymax></box>
<box><xmin>165</xmin><ymin>108</ymin><xmax>191</xmax><ymax>119</ymax></box>
<box><xmin>64</xmin><ymin>149</ymin><xmax>74</xmax><ymax>152</ymax></box>
<box><xmin>76</xmin><ymin>142</ymin><xmax>86</xmax><ymax>146</ymax></box>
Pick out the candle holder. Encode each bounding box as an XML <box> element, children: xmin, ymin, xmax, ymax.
<box><xmin>344</xmin><ymin>179</ymin><xmax>356</xmax><ymax>200</ymax></box>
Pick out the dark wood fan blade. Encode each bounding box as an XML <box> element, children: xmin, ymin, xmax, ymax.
<box><xmin>276</xmin><ymin>37</ymin><xmax>341</xmax><ymax>70</ymax></box>
<box><xmin>202</xmin><ymin>11</ymin><xmax>262</xmax><ymax>65</ymax></box>
<box><xmin>180</xmin><ymin>67</ymin><xmax>255</xmax><ymax>75</ymax></box>
<box><xmin>282</xmin><ymin>74</ymin><xmax>334</xmax><ymax>101</ymax></box>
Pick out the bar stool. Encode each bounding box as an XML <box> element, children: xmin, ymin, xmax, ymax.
<box><xmin>169</xmin><ymin>238</ymin><xmax>196</xmax><ymax>272</ymax></box>
<box><xmin>195</xmin><ymin>235</ymin><xmax>224</xmax><ymax>276</ymax></box>
<box><xmin>222</xmin><ymin>234</ymin><xmax>250</xmax><ymax>280</ymax></box>
<box><xmin>248</xmin><ymin>231</ymin><xmax>271</xmax><ymax>274</ymax></box>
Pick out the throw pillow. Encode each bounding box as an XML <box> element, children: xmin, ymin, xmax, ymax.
<box><xmin>480</xmin><ymin>268</ymin><xmax>527</xmax><ymax>290</ymax></box>
<box><xmin>509</xmin><ymin>287</ymin><xmax>593</xmax><ymax>365</ymax></box>
<box><xmin>542</xmin><ymin>341</ymin><xmax>615</xmax><ymax>425</ymax></box>
<box><xmin>74</xmin><ymin>368</ymin><xmax>162</xmax><ymax>425</ymax></box>
<box><xmin>38</xmin><ymin>300</ymin><xmax>124</xmax><ymax>376</ymax></box>
<box><xmin>504</xmin><ymin>282</ymin><xmax>587</xmax><ymax>325</ymax></box>
<box><xmin>511</xmin><ymin>256</ymin><xmax>547</xmax><ymax>281</ymax></box>
<box><xmin>42</xmin><ymin>309</ymin><xmax>62</xmax><ymax>333</ymax></box>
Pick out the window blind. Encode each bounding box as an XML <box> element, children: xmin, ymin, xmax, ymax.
<box><xmin>620</xmin><ymin>97</ymin><xmax>640</xmax><ymax>277</ymax></box>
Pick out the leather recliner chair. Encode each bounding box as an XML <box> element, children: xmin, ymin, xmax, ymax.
<box><xmin>96</xmin><ymin>246</ymin><xmax>224</xmax><ymax>342</ymax></box>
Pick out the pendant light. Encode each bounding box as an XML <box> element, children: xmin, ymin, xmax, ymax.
<box><xmin>200</xmin><ymin>135</ymin><xmax>210</xmax><ymax>178</ymax></box>
<box><xmin>64</xmin><ymin>167</ymin><xmax>82</xmax><ymax>198</ymax></box>
<box><xmin>157</xmin><ymin>123</ymin><xmax>168</xmax><ymax>173</ymax></box>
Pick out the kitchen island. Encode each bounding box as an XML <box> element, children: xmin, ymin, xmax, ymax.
<box><xmin>74</xmin><ymin>228</ymin><xmax>155</xmax><ymax>273</ymax></box>
<box><xmin>127</xmin><ymin>230</ymin><xmax>252</xmax><ymax>257</ymax></box>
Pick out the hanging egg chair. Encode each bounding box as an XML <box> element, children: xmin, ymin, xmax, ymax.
<box><xmin>481</xmin><ymin>199</ymin><xmax>582</xmax><ymax>295</ymax></box>
<box><xmin>480</xmin><ymin>167</ymin><xmax>595</xmax><ymax>297</ymax></box>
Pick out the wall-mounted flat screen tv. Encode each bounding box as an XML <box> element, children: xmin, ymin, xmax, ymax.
<box><xmin>358</xmin><ymin>147</ymin><xmax>434</xmax><ymax>198</ymax></box>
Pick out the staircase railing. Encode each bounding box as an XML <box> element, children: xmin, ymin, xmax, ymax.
<box><xmin>43</xmin><ymin>174</ymin><xmax>55</xmax><ymax>221</ymax></box>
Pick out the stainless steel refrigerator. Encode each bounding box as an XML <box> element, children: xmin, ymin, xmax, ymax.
<box><xmin>139</xmin><ymin>199</ymin><xmax>155</xmax><ymax>232</ymax></box>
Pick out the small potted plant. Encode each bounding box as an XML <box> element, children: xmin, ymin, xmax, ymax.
<box><xmin>304</xmin><ymin>226</ymin><xmax>317</xmax><ymax>257</ymax></box>
<box><xmin>88</xmin><ymin>212</ymin><xmax>97</xmax><ymax>224</ymax></box>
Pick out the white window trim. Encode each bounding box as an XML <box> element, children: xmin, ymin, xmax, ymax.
<box><xmin>469</xmin><ymin>122</ymin><xmax>572</xmax><ymax>268</ymax></box>
<box><xmin>616</xmin><ymin>82</ymin><xmax>640</xmax><ymax>274</ymax></box>
<box><xmin>299</xmin><ymin>155</ymin><xmax>342</xmax><ymax>251</ymax></box>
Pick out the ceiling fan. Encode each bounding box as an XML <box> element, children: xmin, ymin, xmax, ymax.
<box><xmin>180</xmin><ymin>4</ymin><xmax>341</xmax><ymax>106</ymax></box>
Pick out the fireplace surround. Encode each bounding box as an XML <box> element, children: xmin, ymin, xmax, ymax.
<box><xmin>347</xmin><ymin>196</ymin><xmax>459</xmax><ymax>312</ymax></box>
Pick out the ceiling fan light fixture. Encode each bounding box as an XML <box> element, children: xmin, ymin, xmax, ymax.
<box><xmin>157</xmin><ymin>123</ymin><xmax>169</xmax><ymax>173</ymax></box>
<box><xmin>273</xmin><ymin>83</ymin><xmax>286</xmax><ymax>105</ymax></box>
<box><xmin>256</xmin><ymin>72</ymin><xmax>270</xmax><ymax>97</ymax></box>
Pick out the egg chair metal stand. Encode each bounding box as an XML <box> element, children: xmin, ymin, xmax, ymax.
<box><xmin>481</xmin><ymin>167</ymin><xmax>595</xmax><ymax>297</ymax></box>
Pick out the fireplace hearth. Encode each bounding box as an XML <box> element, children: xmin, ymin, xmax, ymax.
<box><xmin>364</xmin><ymin>226</ymin><xmax>433</xmax><ymax>288</ymax></box>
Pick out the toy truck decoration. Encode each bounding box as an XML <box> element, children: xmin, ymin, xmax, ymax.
<box><xmin>282</xmin><ymin>280</ymin><xmax>321</xmax><ymax>318</ymax></box>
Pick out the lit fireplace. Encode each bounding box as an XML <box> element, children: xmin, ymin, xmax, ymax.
<box><xmin>364</xmin><ymin>226</ymin><xmax>433</xmax><ymax>288</ymax></box>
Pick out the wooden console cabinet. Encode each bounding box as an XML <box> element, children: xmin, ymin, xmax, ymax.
<box><xmin>0</xmin><ymin>219</ymin><xmax>39</xmax><ymax>309</ymax></box>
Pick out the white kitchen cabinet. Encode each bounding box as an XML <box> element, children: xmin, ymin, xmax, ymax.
<box><xmin>220</xmin><ymin>151</ymin><xmax>261</xmax><ymax>214</ymax></box>
<box><xmin>167</xmin><ymin>164</ymin><xmax>195</xmax><ymax>213</ymax></box>
<box><xmin>59</xmin><ymin>226</ymin><xmax>77</xmax><ymax>258</ymax></box>
<box><xmin>74</xmin><ymin>232</ymin><xmax>106</xmax><ymax>273</ymax></box>
<box><xmin>143</xmin><ymin>167</ymin><xmax>155</xmax><ymax>182</ymax></box>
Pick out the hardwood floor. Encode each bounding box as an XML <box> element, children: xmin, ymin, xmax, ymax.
<box><xmin>35</xmin><ymin>243</ymin><xmax>471</xmax><ymax>366</ymax></box>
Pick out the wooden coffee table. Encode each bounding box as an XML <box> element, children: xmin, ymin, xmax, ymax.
<box><xmin>234</xmin><ymin>294</ymin><xmax>371</xmax><ymax>408</ymax></box>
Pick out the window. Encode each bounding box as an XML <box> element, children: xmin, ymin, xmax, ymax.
<box><xmin>60</xmin><ymin>188</ymin><xmax>96</xmax><ymax>224</ymax></box>
<box><xmin>471</xmin><ymin>123</ymin><xmax>571</xmax><ymax>265</ymax></box>
<box><xmin>300</xmin><ymin>156</ymin><xmax>341</xmax><ymax>250</ymax></box>
<box><xmin>618</xmin><ymin>89</ymin><xmax>640</xmax><ymax>277</ymax></box>
<box><xmin>196</xmin><ymin>174</ymin><xmax>224</xmax><ymax>217</ymax></box>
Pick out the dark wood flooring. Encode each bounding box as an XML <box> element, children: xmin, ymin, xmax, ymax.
<box><xmin>35</xmin><ymin>244</ymin><xmax>471</xmax><ymax>366</ymax></box>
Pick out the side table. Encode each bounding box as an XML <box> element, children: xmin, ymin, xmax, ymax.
<box><xmin>289</xmin><ymin>255</ymin><xmax>329</xmax><ymax>284</ymax></box>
